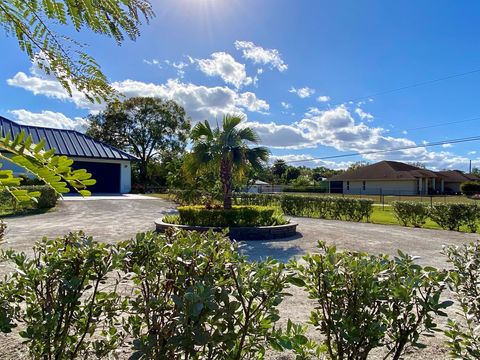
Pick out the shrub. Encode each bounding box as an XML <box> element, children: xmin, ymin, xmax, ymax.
<box><xmin>430</xmin><ymin>203</ymin><xmax>479</xmax><ymax>232</ymax></box>
<box><xmin>392</xmin><ymin>201</ymin><xmax>429</xmax><ymax>227</ymax></box>
<box><xmin>283</xmin><ymin>186</ymin><xmax>327</xmax><ymax>193</ymax></box>
<box><xmin>443</xmin><ymin>241</ymin><xmax>480</xmax><ymax>358</ymax></box>
<box><xmin>177</xmin><ymin>205</ymin><xmax>287</xmax><ymax>227</ymax></box>
<box><xmin>0</xmin><ymin>232</ymin><xmax>123</xmax><ymax>359</ymax></box>
<box><xmin>118</xmin><ymin>230</ymin><xmax>299</xmax><ymax>359</ymax></box>
<box><xmin>0</xmin><ymin>185</ymin><xmax>58</xmax><ymax>211</ymax></box>
<box><xmin>461</xmin><ymin>181</ymin><xmax>480</xmax><ymax>196</ymax></box>
<box><xmin>293</xmin><ymin>242</ymin><xmax>450</xmax><ymax>360</ymax></box>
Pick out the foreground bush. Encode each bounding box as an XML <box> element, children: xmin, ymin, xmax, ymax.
<box><xmin>118</xmin><ymin>230</ymin><xmax>299</xmax><ymax>359</ymax></box>
<box><xmin>430</xmin><ymin>203</ymin><xmax>479</xmax><ymax>232</ymax></box>
<box><xmin>234</xmin><ymin>193</ymin><xmax>374</xmax><ymax>222</ymax></box>
<box><xmin>0</xmin><ymin>232</ymin><xmax>122</xmax><ymax>359</ymax></box>
<box><xmin>176</xmin><ymin>205</ymin><xmax>287</xmax><ymax>227</ymax></box>
<box><xmin>294</xmin><ymin>242</ymin><xmax>451</xmax><ymax>360</ymax></box>
<box><xmin>443</xmin><ymin>241</ymin><xmax>480</xmax><ymax>359</ymax></box>
<box><xmin>392</xmin><ymin>201</ymin><xmax>429</xmax><ymax>227</ymax></box>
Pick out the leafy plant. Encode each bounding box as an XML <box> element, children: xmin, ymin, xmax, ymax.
<box><xmin>118</xmin><ymin>230</ymin><xmax>297</xmax><ymax>359</ymax></box>
<box><xmin>443</xmin><ymin>241</ymin><xmax>480</xmax><ymax>359</ymax></box>
<box><xmin>461</xmin><ymin>181</ymin><xmax>480</xmax><ymax>196</ymax></box>
<box><xmin>293</xmin><ymin>242</ymin><xmax>450</xmax><ymax>360</ymax></box>
<box><xmin>0</xmin><ymin>220</ymin><xmax>5</xmax><ymax>242</ymax></box>
<box><xmin>392</xmin><ymin>201</ymin><xmax>429</xmax><ymax>227</ymax></box>
<box><xmin>430</xmin><ymin>203</ymin><xmax>478</xmax><ymax>232</ymax></box>
<box><xmin>0</xmin><ymin>0</ymin><xmax>153</xmax><ymax>102</ymax></box>
<box><xmin>0</xmin><ymin>232</ymin><xmax>123</xmax><ymax>359</ymax></box>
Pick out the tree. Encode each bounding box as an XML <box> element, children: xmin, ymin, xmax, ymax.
<box><xmin>0</xmin><ymin>0</ymin><xmax>153</xmax><ymax>102</ymax></box>
<box><xmin>86</xmin><ymin>97</ymin><xmax>191</xmax><ymax>184</ymax></box>
<box><xmin>347</xmin><ymin>161</ymin><xmax>370</xmax><ymax>172</ymax></box>
<box><xmin>285</xmin><ymin>167</ymin><xmax>301</xmax><ymax>183</ymax></box>
<box><xmin>272</xmin><ymin>159</ymin><xmax>288</xmax><ymax>179</ymax></box>
<box><xmin>189</xmin><ymin>114</ymin><xmax>269</xmax><ymax>209</ymax></box>
<box><xmin>472</xmin><ymin>167</ymin><xmax>480</xmax><ymax>176</ymax></box>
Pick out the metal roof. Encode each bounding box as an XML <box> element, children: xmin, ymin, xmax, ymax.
<box><xmin>0</xmin><ymin>116</ymin><xmax>137</xmax><ymax>161</ymax></box>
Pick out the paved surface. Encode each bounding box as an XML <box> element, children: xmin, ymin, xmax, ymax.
<box><xmin>2</xmin><ymin>199</ymin><xmax>479</xmax><ymax>269</ymax></box>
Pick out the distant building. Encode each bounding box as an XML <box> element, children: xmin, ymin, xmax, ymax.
<box><xmin>329</xmin><ymin>160</ymin><xmax>479</xmax><ymax>195</ymax></box>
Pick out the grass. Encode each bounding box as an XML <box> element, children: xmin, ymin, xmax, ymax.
<box><xmin>144</xmin><ymin>193</ymin><xmax>173</xmax><ymax>200</ymax></box>
<box><xmin>0</xmin><ymin>199</ymin><xmax>50</xmax><ymax>217</ymax></box>
<box><xmin>369</xmin><ymin>207</ymin><xmax>477</xmax><ymax>232</ymax></box>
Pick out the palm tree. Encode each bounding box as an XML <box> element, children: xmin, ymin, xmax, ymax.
<box><xmin>189</xmin><ymin>114</ymin><xmax>269</xmax><ymax>209</ymax></box>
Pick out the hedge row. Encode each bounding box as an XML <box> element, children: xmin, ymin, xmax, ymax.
<box><xmin>460</xmin><ymin>181</ymin><xmax>480</xmax><ymax>196</ymax></box>
<box><xmin>392</xmin><ymin>201</ymin><xmax>480</xmax><ymax>232</ymax></box>
<box><xmin>283</xmin><ymin>186</ymin><xmax>328</xmax><ymax>193</ymax></box>
<box><xmin>234</xmin><ymin>193</ymin><xmax>374</xmax><ymax>222</ymax></box>
<box><xmin>177</xmin><ymin>205</ymin><xmax>286</xmax><ymax>227</ymax></box>
<box><xmin>1</xmin><ymin>185</ymin><xmax>58</xmax><ymax>210</ymax></box>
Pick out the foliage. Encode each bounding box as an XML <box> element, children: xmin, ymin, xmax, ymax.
<box><xmin>443</xmin><ymin>241</ymin><xmax>480</xmax><ymax>359</ymax></box>
<box><xmin>461</xmin><ymin>181</ymin><xmax>480</xmax><ymax>196</ymax></box>
<box><xmin>86</xmin><ymin>97</ymin><xmax>191</xmax><ymax>183</ymax></box>
<box><xmin>118</xmin><ymin>230</ymin><xmax>298</xmax><ymax>359</ymax></box>
<box><xmin>0</xmin><ymin>131</ymin><xmax>95</xmax><ymax>203</ymax></box>
<box><xmin>285</xmin><ymin>167</ymin><xmax>301</xmax><ymax>183</ymax></box>
<box><xmin>175</xmin><ymin>205</ymin><xmax>287</xmax><ymax>227</ymax></box>
<box><xmin>392</xmin><ymin>201</ymin><xmax>429</xmax><ymax>227</ymax></box>
<box><xmin>0</xmin><ymin>232</ymin><xmax>123</xmax><ymax>359</ymax></box>
<box><xmin>346</xmin><ymin>161</ymin><xmax>370</xmax><ymax>172</ymax></box>
<box><xmin>430</xmin><ymin>203</ymin><xmax>479</xmax><ymax>232</ymax></box>
<box><xmin>272</xmin><ymin>159</ymin><xmax>288</xmax><ymax>179</ymax></box>
<box><xmin>235</xmin><ymin>193</ymin><xmax>373</xmax><ymax>222</ymax></box>
<box><xmin>293</xmin><ymin>242</ymin><xmax>450</xmax><ymax>360</ymax></box>
<box><xmin>0</xmin><ymin>0</ymin><xmax>153</xmax><ymax>102</ymax></box>
<box><xmin>188</xmin><ymin>114</ymin><xmax>269</xmax><ymax>209</ymax></box>
<box><xmin>22</xmin><ymin>185</ymin><xmax>58</xmax><ymax>208</ymax></box>
<box><xmin>0</xmin><ymin>220</ymin><xmax>5</xmax><ymax>242</ymax></box>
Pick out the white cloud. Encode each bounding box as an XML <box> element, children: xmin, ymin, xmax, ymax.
<box><xmin>270</xmin><ymin>154</ymin><xmax>354</xmax><ymax>170</ymax></box>
<box><xmin>317</xmin><ymin>95</ymin><xmax>330</xmax><ymax>102</ymax></box>
<box><xmin>281</xmin><ymin>101</ymin><xmax>292</xmax><ymax>110</ymax></box>
<box><xmin>195</xmin><ymin>52</ymin><xmax>252</xmax><ymax>88</ymax></box>
<box><xmin>143</xmin><ymin>59</ymin><xmax>161</xmax><ymax>68</ymax></box>
<box><xmin>355</xmin><ymin>108</ymin><xmax>374</xmax><ymax>121</ymax></box>
<box><xmin>289</xmin><ymin>86</ymin><xmax>315</xmax><ymax>98</ymax></box>
<box><xmin>442</xmin><ymin>143</ymin><xmax>452</xmax><ymax>148</ymax></box>
<box><xmin>468</xmin><ymin>151</ymin><xmax>477</xmax><ymax>155</ymax></box>
<box><xmin>9</xmin><ymin>109</ymin><xmax>88</xmax><ymax>132</ymax></box>
<box><xmin>234</xmin><ymin>40</ymin><xmax>288</xmax><ymax>72</ymax></box>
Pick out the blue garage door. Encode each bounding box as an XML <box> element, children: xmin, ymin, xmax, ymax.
<box><xmin>73</xmin><ymin>161</ymin><xmax>121</xmax><ymax>193</ymax></box>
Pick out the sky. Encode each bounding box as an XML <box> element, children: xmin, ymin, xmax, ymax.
<box><xmin>1</xmin><ymin>0</ymin><xmax>480</xmax><ymax>171</ymax></box>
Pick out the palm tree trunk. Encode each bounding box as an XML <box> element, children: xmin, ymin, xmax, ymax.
<box><xmin>221</xmin><ymin>155</ymin><xmax>233</xmax><ymax>209</ymax></box>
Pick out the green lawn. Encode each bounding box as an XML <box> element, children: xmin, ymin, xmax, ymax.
<box><xmin>145</xmin><ymin>193</ymin><xmax>173</xmax><ymax>200</ymax></box>
<box><xmin>0</xmin><ymin>200</ymin><xmax>49</xmax><ymax>217</ymax></box>
<box><xmin>369</xmin><ymin>206</ymin><xmax>477</xmax><ymax>232</ymax></box>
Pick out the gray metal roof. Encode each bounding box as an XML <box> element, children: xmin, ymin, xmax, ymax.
<box><xmin>0</xmin><ymin>116</ymin><xmax>137</xmax><ymax>161</ymax></box>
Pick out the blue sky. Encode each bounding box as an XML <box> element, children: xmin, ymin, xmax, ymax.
<box><xmin>1</xmin><ymin>0</ymin><xmax>480</xmax><ymax>170</ymax></box>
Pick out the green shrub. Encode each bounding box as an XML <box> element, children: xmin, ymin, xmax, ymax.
<box><xmin>461</xmin><ymin>181</ymin><xmax>480</xmax><ymax>196</ymax></box>
<box><xmin>443</xmin><ymin>241</ymin><xmax>480</xmax><ymax>358</ymax></box>
<box><xmin>294</xmin><ymin>242</ymin><xmax>450</xmax><ymax>360</ymax></box>
<box><xmin>392</xmin><ymin>201</ymin><xmax>429</xmax><ymax>227</ymax></box>
<box><xmin>118</xmin><ymin>230</ymin><xmax>299</xmax><ymax>359</ymax></box>
<box><xmin>0</xmin><ymin>185</ymin><xmax>58</xmax><ymax>211</ymax></box>
<box><xmin>430</xmin><ymin>203</ymin><xmax>479</xmax><ymax>232</ymax></box>
<box><xmin>177</xmin><ymin>205</ymin><xmax>286</xmax><ymax>227</ymax></box>
<box><xmin>0</xmin><ymin>232</ymin><xmax>123</xmax><ymax>359</ymax></box>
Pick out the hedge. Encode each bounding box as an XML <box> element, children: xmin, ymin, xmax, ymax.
<box><xmin>283</xmin><ymin>186</ymin><xmax>328</xmax><ymax>193</ymax></box>
<box><xmin>392</xmin><ymin>201</ymin><xmax>429</xmax><ymax>228</ymax></box>
<box><xmin>177</xmin><ymin>205</ymin><xmax>286</xmax><ymax>227</ymax></box>
<box><xmin>460</xmin><ymin>181</ymin><xmax>480</xmax><ymax>196</ymax></box>
<box><xmin>430</xmin><ymin>203</ymin><xmax>479</xmax><ymax>232</ymax></box>
<box><xmin>0</xmin><ymin>185</ymin><xmax>58</xmax><ymax>210</ymax></box>
<box><xmin>234</xmin><ymin>193</ymin><xmax>374</xmax><ymax>222</ymax></box>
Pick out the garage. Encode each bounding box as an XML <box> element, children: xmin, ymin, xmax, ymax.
<box><xmin>0</xmin><ymin>116</ymin><xmax>136</xmax><ymax>194</ymax></box>
<box><xmin>73</xmin><ymin>161</ymin><xmax>121</xmax><ymax>193</ymax></box>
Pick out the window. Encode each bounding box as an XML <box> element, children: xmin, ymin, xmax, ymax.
<box><xmin>346</xmin><ymin>181</ymin><xmax>350</xmax><ymax>190</ymax></box>
<box><xmin>362</xmin><ymin>181</ymin><xmax>366</xmax><ymax>191</ymax></box>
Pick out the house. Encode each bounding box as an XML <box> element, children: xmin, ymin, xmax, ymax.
<box><xmin>436</xmin><ymin>170</ymin><xmax>480</xmax><ymax>194</ymax></box>
<box><xmin>0</xmin><ymin>116</ymin><xmax>136</xmax><ymax>193</ymax></box>
<box><xmin>329</xmin><ymin>161</ymin><xmax>442</xmax><ymax>195</ymax></box>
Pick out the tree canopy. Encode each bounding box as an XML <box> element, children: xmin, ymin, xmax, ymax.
<box><xmin>86</xmin><ymin>97</ymin><xmax>191</xmax><ymax>183</ymax></box>
<box><xmin>0</xmin><ymin>0</ymin><xmax>153</xmax><ymax>102</ymax></box>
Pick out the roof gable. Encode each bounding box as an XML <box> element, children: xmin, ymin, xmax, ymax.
<box><xmin>0</xmin><ymin>116</ymin><xmax>136</xmax><ymax>161</ymax></box>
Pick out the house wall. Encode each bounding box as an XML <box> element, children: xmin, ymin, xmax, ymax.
<box><xmin>0</xmin><ymin>155</ymin><xmax>132</xmax><ymax>194</ymax></box>
<box><xmin>341</xmin><ymin>180</ymin><xmax>418</xmax><ymax>195</ymax></box>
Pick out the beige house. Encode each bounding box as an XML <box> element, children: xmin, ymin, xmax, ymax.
<box><xmin>328</xmin><ymin>161</ymin><xmax>476</xmax><ymax>195</ymax></box>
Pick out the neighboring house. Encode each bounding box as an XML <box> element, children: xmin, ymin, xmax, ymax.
<box><xmin>0</xmin><ymin>116</ymin><xmax>136</xmax><ymax>194</ymax></box>
<box><xmin>436</xmin><ymin>170</ymin><xmax>480</xmax><ymax>194</ymax></box>
<box><xmin>329</xmin><ymin>161</ymin><xmax>442</xmax><ymax>195</ymax></box>
<box><xmin>246</xmin><ymin>180</ymin><xmax>271</xmax><ymax>193</ymax></box>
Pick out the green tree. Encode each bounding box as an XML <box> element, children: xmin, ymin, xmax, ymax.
<box><xmin>471</xmin><ymin>167</ymin><xmax>480</xmax><ymax>176</ymax></box>
<box><xmin>347</xmin><ymin>161</ymin><xmax>370</xmax><ymax>172</ymax></box>
<box><xmin>0</xmin><ymin>0</ymin><xmax>153</xmax><ymax>102</ymax></box>
<box><xmin>285</xmin><ymin>166</ymin><xmax>301</xmax><ymax>183</ymax></box>
<box><xmin>189</xmin><ymin>114</ymin><xmax>269</xmax><ymax>209</ymax></box>
<box><xmin>272</xmin><ymin>159</ymin><xmax>288</xmax><ymax>180</ymax></box>
<box><xmin>86</xmin><ymin>97</ymin><xmax>191</xmax><ymax>184</ymax></box>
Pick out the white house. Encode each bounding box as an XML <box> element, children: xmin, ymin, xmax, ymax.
<box><xmin>0</xmin><ymin>116</ymin><xmax>136</xmax><ymax>193</ymax></box>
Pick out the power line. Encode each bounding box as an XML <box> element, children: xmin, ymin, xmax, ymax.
<box><xmin>284</xmin><ymin>135</ymin><xmax>480</xmax><ymax>164</ymax></box>
<box><xmin>400</xmin><ymin>115</ymin><xmax>480</xmax><ymax>133</ymax></box>
<box><xmin>335</xmin><ymin>67</ymin><xmax>480</xmax><ymax>106</ymax></box>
